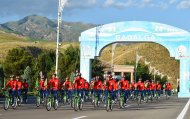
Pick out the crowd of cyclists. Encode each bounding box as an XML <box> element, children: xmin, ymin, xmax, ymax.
<box><xmin>2</xmin><ymin>72</ymin><xmax>173</xmax><ymax>111</ymax></box>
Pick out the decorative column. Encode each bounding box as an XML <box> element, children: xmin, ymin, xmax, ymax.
<box><xmin>178</xmin><ymin>59</ymin><xmax>190</xmax><ymax>98</ymax></box>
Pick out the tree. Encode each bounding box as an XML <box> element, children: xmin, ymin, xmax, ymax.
<box><xmin>36</xmin><ymin>50</ymin><xmax>56</xmax><ymax>78</ymax></box>
<box><xmin>91</xmin><ymin>59</ymin><xmax>105</xmax><ymax>79</ymax></box>
<box><xmin>0</xmin><ymin>64</ymin><xmax>5</xmax><ymax>88</ymax></box>
<box><xmin>3</xmin><ymin>47</ymin><xmax>33</xmax><ymax>77</ymax></box>
<box><xmin>59</xmin><ymin>45</ymin><xmax>80</xmax><ymax>79</ymax></box>
<box><xmin>136</xmin><ymin>63</ymin><xmax>152</xmax><ymax>82</ymax></box>
<box><xmin>23</xmin><ymin>66</ymin><xmax>33</xmax><ymax>91</ymax></box>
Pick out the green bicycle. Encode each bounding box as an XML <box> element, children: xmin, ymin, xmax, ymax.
<box><xmin>73</xmin><ymin>92</ymin><xmax>83</xmax><ymax>111</ymax></box>
<box><xmin>46</xmin><ymin>92</ymin><xmax>59</xmax><ymax>111</ymax></box>
<box><xmin>36</xmin><ymin>90</ymin><xmax>47</xmax><ymax>107</ymax></box>
<box><xmin>62</xmin><ymin>90</ymin><xmax>68</xmax><ymax>105</ymax></box>
<box><xmin>137</xmin><ymin>91</ymin><xmax>142</xmax><ymax>107</ymax></box>
<box><xmin>3</xmin><ymin>90</ymin><xmax>17</xmax><ymax>110</ymax></box>
<box><xmin>119</xmin><ymin>91</ymin><xmax>124</xmax><ymax>108</ymax></box>
<box><xmin>106</xmin><ymin>92</ymin><xmax>113</xmax><ymax>112</ymax></box>
<box><xmin>94</xmin><ymin>91</ymin><xmax>100</xmax><ymax>108</ymax></box>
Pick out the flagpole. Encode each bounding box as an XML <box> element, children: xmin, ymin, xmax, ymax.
<box><xmin>135</xmin><ymin>52</ymin><xmax>137</xmax><ymax>83</ymax></box>
<box><xmin>55</xmin><ymin>0</ymin><xmax>67</xmax><ymax>75</ymax></box>
<box><xmin>55</xmin><ymin>0</ymin><xmax>61</xmax><ymax>75</ymax></box>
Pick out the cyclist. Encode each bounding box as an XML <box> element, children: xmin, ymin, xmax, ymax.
<box><xmin>119</xmin><ymin>76</ymin><xmax>129</xmax><ymax>105</ymax></box>
<box><xmin>39</xmin><ymin>75</ymin><xmax>47</xmax><ymax>102</ymax></box>
<box><xmin>114</xmin><ymin>79</ymin><xmax>119</xmax><ymax>102</ymax></box>
<box><xmin>106</xmin><ymin>75</ymin><xmax>116</xmax><ymax>103</ymax></box>
<box><xmin>3</xmin><ymin>75</ymin><xmax>17</xmax><ymax>106</ymax></box>
<box><xmin>137</xmin><ymin>78</ymin><xmax>145</xmax><ymax>100</ymax></box>
<box><xmin>165</xmin><ymin>82</ymin><xmax>172</xmax><ymax>97</ymax></box>
<box><xmin>47</xmin><ymin>73</ymin><xmax>60</xmax><ymax>103</ymax></box>
<box><xmin>63</xmin><ymin>77</ymin><xmax>73</xmax><ymax>102</ymax></box>
<box><xmin>73</xmin><ymin>73</ymin><xmax>85</xmax><ymax>101</ymax></box>
<box><xmin>150</xmin><ymin>80</ymin><xmax>156</xmax><ymax>97</ymax></box>
<box><xmin>22</xmin><ymin>79</ymin><xmax>29</xmax><ymax>103</ymax></box>
<box><xmin>156</xmin><ymin>81</ymin><xmax>161</xmax><ymax>98</ymax></box>
<box><xmin>84</xmin><ymin>79</ymin><xmax>90</xmax><ymax>100</ymax></box>
<box><xmin>94</xmin><ymin>76</ymin><xmax>103</xmax><ymax>104</ymax></box>
<box><xmin>16</xmin><ymin>76</ymin><xmax>22</xmax><ymax>102</ymax></box>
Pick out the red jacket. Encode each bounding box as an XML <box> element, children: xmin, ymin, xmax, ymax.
<box><xmin>165</xmin><ymin>83</ymin><xmax>172</xmax><ymax>90</ymax></box>
<box><xmin>150</xmin><ymin>83</ymin><xmax>156</xmax><ymax>90</ymax></box>
<box><xmin>48</xmin><ymin>78</ymin><xmax>60</xmax><ymax>90</ymax></box>
<box><xmin>23</xmin><ymin>82</ymin><xmax>29</xmax><ymax>89</ymax></box>
<box><xmin>64</xmin><ymin>81</ymin><xmax>72</xmax><ymax>90</ymax></box>
<box><xmin>120</xmin><ymin>79</ymin><xmax>129</xmax><ymax>90</ymax></box>
<box><xmin>74</xmin><ymin>77</ymin><xmax>85</xmax><ymax>89</ymax></box>
<box><xmin>17</xmin><ymin>81</ymin><xmax>22</xmax><ymax>90</ymax></box>
<box><xmin>107</xmin><ymin>79</ymin><xmax>116</xmax><ymax>91</ymax></box>
<box><xmin>84</xmin><ymin>82</ymin><xmax>90</xmax><ymax>90</ymax></box>
<box><xmin>94</xmin><ymin>80</ymin><xmax>103</xmax><ymax>90</ymax></box>
<box><xmin>40</xmin><ymin>80</ymin><xmax>46</xmax><ymax>90</ymax></box>
<box><xmin>137</xmin><ymin>82</ymin><xmax>145</xmax><ymax>91</ymax></box>
<box><xmin>6</xmin><ymin>80</ymin><xmax>17</xmax><ymax>90</ymax></box>
<box><xmin>156</xmin><ymin>84</ymin><xmax>161</xmax><ymax>90</ymax></box>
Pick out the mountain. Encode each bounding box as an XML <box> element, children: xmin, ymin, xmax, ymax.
<box><xmin>0</xmin><ymin>15</ymin><xmax>96</xmax><ymax>41</ymax></box>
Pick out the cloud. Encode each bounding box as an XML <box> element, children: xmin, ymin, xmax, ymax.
<box><xmin>0</xmin><ymin>0</ymin><xmax>98</xmax><ymax>18</ymax></box>
<box><xmin>177</xmin><ymin>0</ymin><xmax>190</xmax><ymax>9</ymax></box>
<box><xmin>66</xmin><ymin>0</ymin><xmax>97</xmax><ymax>9</ymax></box>
<box><xmin>103</xmin><ymin>0</ymin><xmax>170</xmax><ymax>9</ymax></box>
<box><xmin>169</xmin><ymin>0</ymin><xmax>178</xmax><ymax>4</ymax></box>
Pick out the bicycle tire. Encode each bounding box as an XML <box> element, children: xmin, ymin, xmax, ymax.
<box><xmin>3</xmin><ymin>97</ymin><xmax>10</xmax><ymax>110</ymax></box>
<box><xmin>46</xmin><ymin>98</ymin><xmax>52</xmax><ymax>111</ymax></box>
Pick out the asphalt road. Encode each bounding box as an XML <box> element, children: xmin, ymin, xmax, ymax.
<box><xmin>0</xmin><ymin>95</ymin><xmax>189</xmax><ymax>119</ymax></box>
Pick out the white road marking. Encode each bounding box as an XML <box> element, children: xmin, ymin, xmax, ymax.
<box><xmin>177</xmin><ymin>98</ymin><xmax>190</xmax><ymax>119</ymax></box>
<box><xmin>72</xmin><ymin>116</ymin><xmax>87</xmax><ymax>119</ymax></box>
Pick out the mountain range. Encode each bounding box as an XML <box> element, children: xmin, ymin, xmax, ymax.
<box><xmin>0</xmin><ymin>15</ymin><xmax>96</xmax><ymax>41</ymax></box>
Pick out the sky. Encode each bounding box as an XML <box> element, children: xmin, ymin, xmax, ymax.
<box><xmin>0</xmin><ymin>0</ymin><xmax>190</xmax><ymax>31</ymax></box>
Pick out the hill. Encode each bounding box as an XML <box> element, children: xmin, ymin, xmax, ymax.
<box><xmin>99</xmin><ymin>43</ymin><xmax>179</xmax><ymax>88</ymax></box>
<box><xmin>0</xmin><ymin>15</ymin><xmax>96</xmax><ymax>41</ymax></box>
<box><xmin>0</xmin><ymin>30</ymin><xmax>79</xmax><ymax>62</ymax></box>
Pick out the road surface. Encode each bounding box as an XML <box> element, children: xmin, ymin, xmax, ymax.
<box><xmin>0</xmin><ymin>95</ymin><xmax>189</xmax><ymax>119</ymax></box>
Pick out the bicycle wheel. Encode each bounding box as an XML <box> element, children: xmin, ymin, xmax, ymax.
<box><xmin>54</xmin><ymin>99</ymin><xmax>58</xmax><ymax>110</ymax></box>
<box><xmin>119</xmin><ymin>96</ymin><xmax>124</xmax><ymax>108</ymax></box>
<box><xmin>3</xmin><ymin>97</ymin><xmax>10</xmax><ymax>110</ymax></box>
<box><xmin>46</xmin><ymin>97</ymin><xmax>52</xmax><ymax>111</ymax></box>
<box><xmin>12</xmin><ymin>98</ymin><xmax>17</xmax><ymax>109</ymax></box>
<box><xmin>71</xmin><ymin>97</ymin><xmax>74</xmax><ymax>108</ymax></box>
<box><xmin>79</xmin><ymin>99</ymin><xmax>83</xmax><ymax>110</ymax></box>
<box><xmin>36</xmin><ymin>96</ymin><xmax>41</xmax><ymax>107</ymax></box>
<box><xmin>137</xmin><ymin>93</ymin><xmax>141</xmax><ymax>107</ymax></box>
<box><xmin>106</xmin><ymin>98</ymin><xmax>110</xmax><ymax>112</ymax></box>
<box><xmin>74</xmin><ymin>97</ymin><xmax>79</xmax><ymax>111</ymax></box>
<box><xmin>63</xmin><ymin>95</ymin><xmax>67</xmax><ymax>105</ymax></box>
<box><xmin>110</xmin><ymin>102</ymin><xmax>113</xmax><ymax>111</ymax></box>
<box><xmin>94</xmin><ymin>96</ymin><xmax>98</xmax><ymax>108</ymax></box>
<box><xmin>18</xmin><ymin>96</ymin><xmax>23</xmax><ymax>106</ymax></box>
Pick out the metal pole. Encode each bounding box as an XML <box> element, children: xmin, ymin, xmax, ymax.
<box><xmin>135</xmin><ymin>52</ymin><xmax>137</xmax><ymax>83</ymax></box>
<box><xmin>55</xmin><ymin>0</ymin><xmax>62</xmax><ymax>75</ymax></box>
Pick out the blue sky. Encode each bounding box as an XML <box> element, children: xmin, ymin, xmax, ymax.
<box><xmin>0</xmin><ymin>0</ymin><xmax>190</xmax><ymax>31</ymax></box>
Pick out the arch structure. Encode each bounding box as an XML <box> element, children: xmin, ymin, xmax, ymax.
<box><xmin>79</xmin><ymin>21</ymin><xmax>190</xmax><ymax>98</ymax></box>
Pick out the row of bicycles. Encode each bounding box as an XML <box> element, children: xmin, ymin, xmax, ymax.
<box><xmin>3</xmin><ymin>90</ymin><xmax>26</xmax><ymax>110</ymax></box>
<box><xmin>2</xmin><ymin>89</ymin><xmax>171</xmax><ymax>112</ymax></box>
